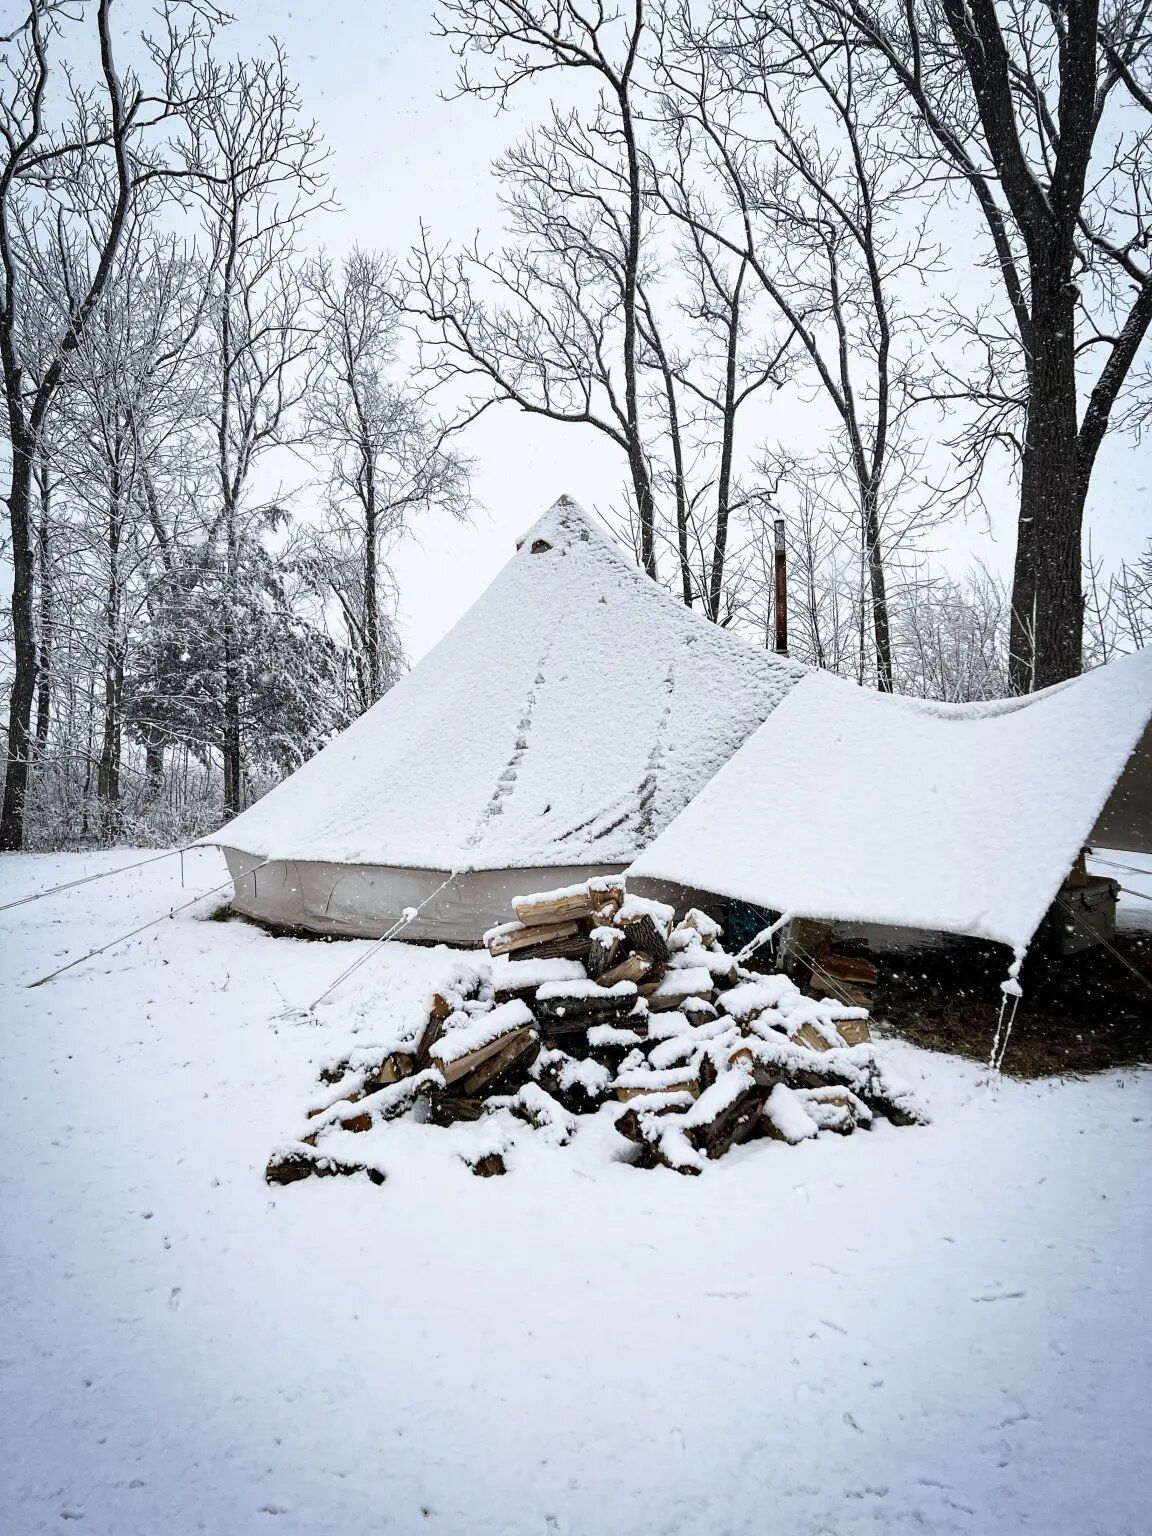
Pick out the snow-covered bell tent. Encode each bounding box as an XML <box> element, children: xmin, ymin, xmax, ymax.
<box><xmin>627</xmin><ymin>648</ymin><xmax>1152</xmax><ymax>966</ymax></box>
<box><xmin>204</xmin><ymin>497</ymin><xmax>806</xmax><ymax>941</ymax></box>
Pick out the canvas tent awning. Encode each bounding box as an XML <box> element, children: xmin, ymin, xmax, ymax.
<box><xmin>627</xmin><ymin>648</ymin><xmax>1152</xmax><ymax>959</ymax></box>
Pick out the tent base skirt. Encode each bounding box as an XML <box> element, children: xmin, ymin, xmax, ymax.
<box><xmin>221</xmin><ymin>847</ymin><xmax>626</xmax><ymax>945</ymax></box>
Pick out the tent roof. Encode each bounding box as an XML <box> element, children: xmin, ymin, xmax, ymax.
<box><xmin>627</xmin><ymin>649</ymin><xmax>1152</xmax><ymax>957</ymax></box>
<box><xmin>208</xmin><ymin>497</ymin><xmax>806</xmax><ymax>872</ymax></box>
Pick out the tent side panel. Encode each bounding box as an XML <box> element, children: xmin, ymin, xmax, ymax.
<box><xmin>1091</xmin><ymin>719</ymin><xmax>1152</xmax><ymax>855</ymax></box>
<box><xmin>221</xmin><ymin>849</ymin><xmax>625</xmax><ymax>943</ymax></box>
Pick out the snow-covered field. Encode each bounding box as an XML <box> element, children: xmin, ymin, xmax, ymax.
<box><xmin>2</xmin><ymin>849</ymin><xmax>1150</xmax><ymax>1536</ymax></box>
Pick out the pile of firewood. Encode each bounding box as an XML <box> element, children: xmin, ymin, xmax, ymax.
<box><xmin>267</xmin><ymin>878</ymin><xmax>925</xmax><ymax>1185</ymax></box>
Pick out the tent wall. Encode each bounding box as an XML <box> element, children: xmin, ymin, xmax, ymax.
<box><xmin>1091</xmin><ymin>718</ymin><xmax>1152</xmax><ymax>854</ymax></box>
<box><xmin>222</xmin><ymin>846</ymin><xmax>625</xmax><ymax>944</ymax></box>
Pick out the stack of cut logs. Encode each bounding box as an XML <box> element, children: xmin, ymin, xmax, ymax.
<box><xmin>267</xmin><ymin>877</ymin><xmax>924</xmax><ymax>1185</ymax></box>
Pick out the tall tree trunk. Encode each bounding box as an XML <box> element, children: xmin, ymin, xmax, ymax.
<box><xmin>708</xmin><ymin>280</ymin><xmax>744</xmax><ymax>624</ymax></box>
<box><xmin>34</xmin><ymin>456</ymin><xmax>53</xmax><ymax>754</ymax></box>
<box><xmin>1</xmin><ymin>429</ymin><xmax>37</xmax><ymax>850</ymax></box>
<box><xmin>97</xmin><ymin>643</ymin><xmax>124</xmax><ymax>839</ymax></box>
<box><xmin>145</xmin><ymin>740</ymin><xmax>164</xmax><ymax>795</ymax></box>
<box><xmin>97</xmin><ymin>472</ymin><xmax>124</xmax><ymax>839</ymax></box>
<box><xmin>618</xmin><ymin>72</ymin><xmax>657</xmax><ymax>581</ymax></box>
<box><xmin>363</xmin><ymin>460</ymin><xmax>380</xmax><ymax>704</ymax></box>
<box><xmin>1010</xmin><ymin>279</ymin><xmax>1084</xmax><ymax>692</ymax></box>
<box><xmin>222</xmin><ymin>505</ymin><xmax>243</xmax><ymax>817</ymax></box>
<box><xmin>862</xmin><ymin>483</ymin><xmax>893</xmax><ymax>692</ymax></box>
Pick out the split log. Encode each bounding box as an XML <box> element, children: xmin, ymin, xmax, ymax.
<box><xmin>531</xmin><ymin>1050</ymin><xmax>613</xmax><ymax>1114</ymax></box>
<box><xmin>675</xmin><ymin>908</ymin><xmax>724</xmax><ymax>949</ymax></box>
<box><xmin>426</xmin><ymin>1096</ymin><xmax>489</xmax><ymax>1128</ymax></box>
<box><xmin>266</xmin><ymin>1149</ymin><xmax>321</xmax><ymax>1185</ymax></box>
<box><xmin>683</xmin><ymin>1073</ymin><xmax>765</xmax><ymax>1159</ymax></box>
<box><xmin>856</xmin><ymin>1073</ymin><xmax>929</xmax><ymax>1127</ymax></box>
<box><xmin>464</xmin><ymin>1151</ymin><xmax>506</xmax><ymax>1177</ymax></box>
<box><xmin>697</xmin><ymin>1051</ymin><xmax>718</xmax><ymax>1093</ymax></box>
<box><xmin>618</xmin><ymin>911</ymin><xmax>670</xmax><ymax>963</ymax></box>
<box><xmin>682</xmin><ymin>997</ymin><xmax>720</xmax><ymax>1023</ymax></box>
<box><xmin>598</xmin><ymin>952</ymin><xmax>655</xmax><ymax>988</ymax></box>
<box><xmin>799</xmin><ymin>1087</ymin><xmax>872</xmax><ymax>1135</ymax></box>
<box><xmin>615</xmin><ymin>1064</ymin><xmax>701</xmax><ymax>1103</ymax></box>
<box><xmin>586</xmin><ymin>1023</ymin><xmax>649</xmax><ymax>1071</ymax></box>
<box><xmin>727</xmin><ymin>1045</ymin><xmax>822</xmax><ymax>1094</ymax></box>
<box><xmin>613</xmin><ymin>1090</ymin><xmax>696</xmax><ymax>1143</ymax></box>
<box><xmin>835</xmin><ymin>1017</ymin><xmax>872</xmax><ymax>1047</ymax></box>
<box><xmin>339</xmin><ymin>1110</ymin><xmax>373</xmax><ymax>1133</ymax></box>
<box><xmin>535</xmin><ymin>982</ymin><xmax>637</xmax><ymax>1027</ymax></box>
<box><xmin>265</xmin><ymin>1146</ymin><xmax>386</xmax><ymax>1186</ymax></box>
<box><xmin>647</xmin><ymin>967</ymin><xmax>715</xmax><ymax>1013</ymax></box>
<box><xmin>365</xmin><ymin>1051</ymin><xmax>416</xmax><ymax>1090</ymax></box>
<box><xmin>791</xmin><ymin>1022</ymin><xmax>834</xmax><ymax>1053</ymax></box>
<box><xmin>587</xmin><ymin>926</ymin><xmax>625</xmax><ymax>979</ymax></box>
<box><xmin>457</xmin><ymin>1029</ymin><xmax>540</xmax><ymax>1096</ymax></box>
<box><xmin>780</xmin><ymin>916</ymin><xmax>833</xmax><ymax>979</ymax></box>
<box><xmin>413</xmin><ymin>996</ymin><xmax>456</xmax><ymax>1067</ymax></box>
<box><xmin>820</xmin><ymin>953</ymin><xmax>879</xmax><ymax>987</ymax></box>
<box><xmin>493</xmin><ymin>958</ymin><xmax>587</xmax><ymax>1004</ymax></box>
<box><xmin>761</xmin><ymin>1083</ymin><xmax>820</xmax><ymax>1144</ymax></box>
<box><xmin>808</xmin><ymin>973</ymin><xmax>874</xmax><ymax>1011</ymax></box>
<box><xmin>435</xmin><ymin>1024</ymin><xmax>538</xmax><ymax>1091</ymax></box>
<box><xmin>486</xmin><ymin>919</ymin><xmax>587</xmax><ymax>958</ymax></box>
<box><xmin>589</xmin><ymin>901</ymin><xmax>622</xmax><ymax>929</ymax></box>
<box><xmin>513</xmin><ymin>885</ymin><xmax>600</xmax><ymax>927</ymax></box>
<box><xmin>511</xmin><ymin>1083</ymin><xmax>579</xmax><ymax>1145</ymax></box>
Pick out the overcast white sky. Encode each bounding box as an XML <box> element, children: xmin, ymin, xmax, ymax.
<box><xmin>120</xmin><ymin>1</ymin><xmax>1152</xmax><ymax>661</ymax></box>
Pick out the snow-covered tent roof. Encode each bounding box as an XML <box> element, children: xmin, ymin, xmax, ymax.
<box><xmin>627</xmin><ymin>649</ymin><xmax>1152</xmax><ymax>958</ymax></box>
<box><xmin>209</xmin><ymin>497</ymin><xmax>806</xmax><ymax>875</ymax></box>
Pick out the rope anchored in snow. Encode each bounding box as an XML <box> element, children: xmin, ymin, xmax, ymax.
<box><xmin>0</xmin><ymin>845</ymin><xmax>198</xmax><ymax>914</ymax></box>
<box><xmin>302</xmin><ymin>869</ymin><xmax>461</xmax><ymax>1013</ymax></box>
<box><xmin>25</xmin><ymin>863</ymin><xmax>268</xmax><ymax>990</ymax></box>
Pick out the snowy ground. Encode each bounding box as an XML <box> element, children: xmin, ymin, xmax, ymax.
<box><xmin>2</xmin><ymin>849</ymin><xmax>1150</xmax><ymax>1536</ymax></box>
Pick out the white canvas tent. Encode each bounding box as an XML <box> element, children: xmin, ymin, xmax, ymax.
<box><xmin>205</xmin><ymin>498</ymin><xmax>806</xmax><ymax>940</ymax></box>
<box><xmin>627</xmin><ymin>648</ymin><xmax>1152</xmax><ymax>961</ymax></box>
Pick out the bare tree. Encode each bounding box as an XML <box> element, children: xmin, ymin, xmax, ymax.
<box><xmin>179</xmin><ymin>43</ymin><xmax>329</xmax><ymax>815</ymax></box>
<box><xmin>0</xmin><ymin>0</ymin><xmax>219</xmax><ymax>848</ymax></box>
<box><xmin>651</xmin><ymin>4</ymin><xmax>945</xmax><ymax>689</ymax></box>
<box><xmin>49</xmin><ymin>205</ymin><xmax>204</xmax><ymax>835</ymax></box>
<box><xmin>893</xmin><ymin>563</ymin><xmax>1011</xmax><ymax>700</ymax></box>
<box><xmin>425</xmin><ymin>0</ymin><xmax>661</xmax><ymax>576</ymax></box>
<box><xmin>794</xmin><ymin>0</ymin><xmax>1152</xmax><ymax>691</ymax></box>
<box><xmin>305</xmin><ymin>248</ymin><xmax>470</xmax><ymax>711</ymax></box>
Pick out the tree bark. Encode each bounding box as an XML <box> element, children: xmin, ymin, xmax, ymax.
<box><xmin>1009</xmin><ymin>277</ymin><xmax>1084</xmax><ymax>691</ymax></box>
<box><xmin>1</xmin><ymin>429</ymin><xmax>37</xmax><ymax>849</ymax></box>
<box><xmin>618</xmin><ymin>61</ymin><xmax>657</xmax><ymax>581</ymax></box>
<box><xmin>34</xmin><ymin>455</ymin><xmax>52</xmax><ymax>754</ymax></box>
<box><xmin>363</xmin><ymin>457</ymin><xmax>380</xmax><ymax>705</ymax></box>
<box><xmin>97</xmin><ymin>468</ymin><xmax>124</xmax><ymax>839</ymax></box>
<box><xmin>145</xmin><ymin>740</ymin><xmax>164</xmax><ymax>794</ymax></box>
<box><xmin>222</xmin><ymin>506</ymin><xmax>242</xmax><ymax>817</ymax></box>
<box><xmin>707</xmin><ymin>274</ymin><xmax>744</xmax><ymax>623</ymax></box>
<box><xmin>862</xmin><ymin>484</ymin><xmax>894</xmax><ymax>692</ymax></box>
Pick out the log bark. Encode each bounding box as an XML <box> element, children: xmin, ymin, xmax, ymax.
<box><xmin>587</xmin><ymin>928</ymin><xmax>625</xmax><ymax>978</ymax></box>
<box><xmin>426</xmin><ymin>1096</ymin><xmax>489</xmax><ymax>1127</ymax></box>
<box><xmin>618</xmin><ymin>912</ymin><xmax>670</xmax><ymax>963</ymax></box>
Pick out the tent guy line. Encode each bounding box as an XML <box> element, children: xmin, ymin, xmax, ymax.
<box><xmin>24</xmin><ymin>864</ymin><xmax>269</xmax><ymax>990</ymax></box>
<box><xmin>303</xmin><ymin>869</ymin><xmax>462</xmax><ymax>1013</ymax></box>
<box><xmin>1053</xmin><ymin>892</ymin><xmax>1152</xmax><ymax>997</ymax></box>
<box><xmin>0</xmin><ymin>845</ymin><xmax>200</xmax><ymax>913</ymax></box>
